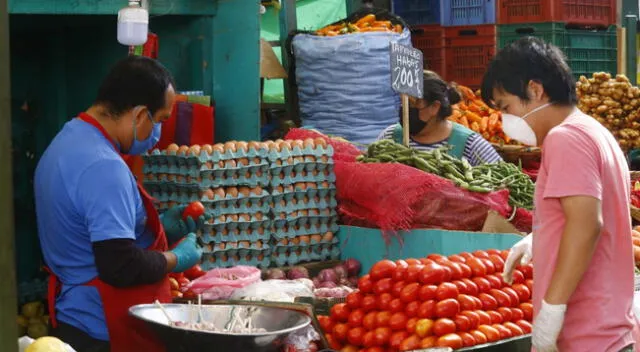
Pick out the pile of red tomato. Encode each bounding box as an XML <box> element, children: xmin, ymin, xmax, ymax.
<box><xmin>318</xmin><ymin>250</ymin><xmax>533</xmax><ymax>351</ymax></box>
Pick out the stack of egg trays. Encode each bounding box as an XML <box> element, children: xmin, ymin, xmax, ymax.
<box><xmin>199</xmin><ymin>147</ymin><xmax>270</xmax><ymax>188</ymax></box>
<box><xmin>148</xmin><ymin>188</ymin><xmax>201</xmax><ymax>214</ymax></box>
<box><xmin>268</xmin><ymin>143</ymin><xmax>340</xmax><ymax>266</ymax></box>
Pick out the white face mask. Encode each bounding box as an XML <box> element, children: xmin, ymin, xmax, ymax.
<box><xmin>501</xmin><ymin>103</ymin><xmax>551</xmax><ymax>146</ymax></box>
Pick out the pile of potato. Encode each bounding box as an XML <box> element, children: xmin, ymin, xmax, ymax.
<box><xmin>577</xmin><ymin>72</ymin><xmax>640</xmax><ymax>151</ymax></box>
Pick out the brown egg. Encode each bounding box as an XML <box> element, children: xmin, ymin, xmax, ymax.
<box><xmin>296</xmin><ymin>183</ymin><xmax>307</xmax><ymax>191</ymax></box>
<box><xmin>238</xmin><ymin>241</ymin><xmax>250</xmax><ymax>248</ymax></box>
<box><xmin>320</xmin><ymin>156</ymin><xmax>329</xmax><ymax>163</ymax></box>
<box><xmin>213</xmin><ymin>188</ymin><xmax>225</xmax><ymax>199</ymax></box>
<box><xmin>314</xmin><ymin>137</ymin><xmax>327</xmax><ymax>148</ymax></box>
<box><xmin>303</xmin><ymin>138</ymin><xmax>315</xmax><ymax>149</ymax></box>
<box><xmin>221</xmin><ymin>228</ymin><xmax>229</xmax><ymax>236</ymax></box>
<box><xmin>287</xmin><ymin>157</ymin><xmax>294</xmax><ymax>164</ymax></box>
<box><xmin>294</xmin><ymin>156</ymin><xmax>305</xmax><ymax>163</ymax></box>
<box><xmin>243</xmin><ymin>171</ymin><xmax>251</xmax><ymax>178</ymax></box>
<box><xmin>239</xmin><ymin>214</ymin><xmax>251</xmax><ymax>222</ymax></box>
<box><xmin>238</xmin><ymin>187</ymin><xmax>251</xmax><ymax>197</ymax></box>
<box><xmin>257</xmin><ymin>254</ymin><xmax>265</xmax><ymax>261</ymax></box>
<box><xmin>290</xmin><ymin>237</ymin><xmax>300</xmax><ymax>245</ymax></box>
<box><xmin>264</xmin><ymin>140</ymin><xmax>276</xmax><ymax>150</ymax></box>
<box><xmin>299</xmin><ymin>235</ymin><xmax>310</xmax><ymax>245</ymax></box>
<box><xmin>228</xmin><ymin>214</ymin><xmax>239</xmax><ymax>222</ymax></box>
<box><xmin>189</xmin><ymin>145</ymin><xmax>201</xmax><ymax>156</ymax></box>
<box><xmin>278</xmin><ymin>213</ymin><xmax>286</xmax><ymax>219</ymax></box>
<box><xmin>295</xmin><ymin>249</ymin><xmax>302</xmax><ymax>256</ymax></box>
<box><xmin>257</xmin><ymin>227</ymin><xmax>265</xmax><ymax>235</ymax></box>
<box><xmin>305</xmin><ymin>223</ymin><xmax>312</xmax><ymax>230</ymax></box>
<box><xmin>321</xmin><ymin>181</ymin><xmax>330</xmax><ymax>188</ymax></box>
<box><xmin>205</xmin><ymin>161</ymin><xmax>214</xmax><ymax>169</ymax></box>
<box><xmin>276</xmin><ymin>185</ymin><xmax>284</xmax><ymax>193</ymax></box>
<box><xmin>212</xmin><ymin>144</ymin><xmax>225</xmax><ymax>154</ymax></box>
<box><xmin>224</xmin><ymin>141</ymin><xmax>237</xmax><ymax>153</ymax></box>
<box><xmin>226</xmin><ymin>187</ymin><xmax>239</xmax><ymax>198</ymax></box>
<box><xmin>217</xmin><ymin>215</ymin><xmax>226</xmax><ymax>223</ymax></box>
<box><xmin>209</xmin><ymin>256</ymin><xmax>217</xmax><ymax>263</ymax></box>
<box><xmin>236</xmin><ymin>141</ymin><xmax>248</xmax><ymax>152</ymax></box>
<box><xmin>285</xmin><ymin>185</ymin><xmax>294</xmax><ymax>193</ymax></box>
<box><xmin>220</xmin><ymin>254</ymin><xmax>229</xmax><ymax>262</ymax></box>
<box><xmin>237</xmin><ymin>158</ymin><xmax>249</xmax><ymax>166</ymax></box>
<box><xmin>249</xmin><ymin>186</ymin><xmax>261</xmax><ymax>196</ymax></box>
<box><xmin>275</xmin><ymin>160</ymin><xmax>283</xmax><ymax>166</ymax></box>
<box><xmin>310</xmin><ymin>209</ymin><xmax>320</xmax><ymax>216</ymax></box>
<box><xmin>255</xmin><ymin>241</ymin><xmax>263</xmax><ymax>249</ymax></box>
<box><xmin>202</xmin><ymin>144</ymin><xmax>213</xmax><ymax>155</ymax></box>
<box><xmin>247</xmin><ymin>141</ymin><xmax>259</xmax><ymax>151</ymax></box>
<box><xmin>307</xmin><ymin>182</ymin><xmax>317</xmax><ymax>189</ymax></box>
<box><xmin>227</xmin><ymin>242</ymin><xmax>238</xmax><ymax>249</ymax></box>
<box><xmin>275</xmin><ymin>139</ymin><xmax>284</xmax><ymax>145</ymax></box>
<box><xmin>307</xmin><ymin>156</ymin><xmax>317</xmax><ymax>163</ymax></box>
<box><xmin>178</xmin><ymin>145</ymin><xmax>190</xmax><ymax>156</ymax></box>
<box><xmin>203</xmin><ymin>189</ymin><xmax>215</xmax><ymax>200</ymax></box>
<box><xmin>323</xmin><ymin>232</ymin><xmax>334</xmax><ymax>242</ymax></box>
<box><xmin>225</xmin><ymin>159</ymin><xmax>237</xmax><ymax>168</ymax></box>
<box><xmin>166</xmin><ymin>144</ymin><xmax>180</xmax><ymax>153</ymax></box>
<box><xmin>290</xmin><ymin>211</ymin><xmax>298</xmax><ymax>217</ymax></box>
<box><xmin>280</xmin><ymin>140</ymin><xmax>292</xmax><ymax>151</ymax></box>
<box><xmin>278</xmin><ymin>238</ymin><xmax>289</xmax><ymax>246</ymax></box>
<box><xmin>299</xmin><ymin>210</ymin><xmax>309</xmax><ymax>217</ymax></box>
<box><xmin>218</xmin><ymin>160</ymin><xmax>225</xmax><ymax>168</ymax></box>
<box><xmin>290</xmin><ymin>140</ymin><xmax>304</xmax><ymax>150</ymax></box>
<box><xmin>255</xmin><ymin>212</ymin><xmax>264</xmax><ymax>220</ymax></box>
<box><xmin>291</xmin><ymin>198</ymin><xmax>298</xmax><ymax>205</ymax></box>
<box><xmin>253</xmin><ymin>157</ymin><xmax>262</xmax><ymax>164</ymax></box>
<box><xmin>216</xmin><ymin>243</ymin><xmax>226</xmax><ymax>250</ymax></box>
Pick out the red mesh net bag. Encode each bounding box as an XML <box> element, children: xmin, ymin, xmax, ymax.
<box><xmin>511</xmin><ymin>207</ymin><xmax>533</xmax><ymax>233</ymax></box>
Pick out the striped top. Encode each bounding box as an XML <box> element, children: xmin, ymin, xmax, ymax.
<box><xmin>376</xmin><ymin>124</ymin><xmax>503</xmax><ymax>166</ymax></box>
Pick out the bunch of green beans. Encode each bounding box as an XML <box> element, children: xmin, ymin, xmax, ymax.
<box><xmin>356</xmin><ymin>140</ymin><xmax>534</xmax><ymax>209</ymax></box>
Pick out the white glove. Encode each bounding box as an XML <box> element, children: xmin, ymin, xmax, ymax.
<box><xmin>502</xmin><ymin>233</ymin><xmax>533</xmax><ymax>285</ymax></box>
<box><xmin>532</xmin><ymin>300</ymin><xmax>567</xmax><ymax>352</ymax></box>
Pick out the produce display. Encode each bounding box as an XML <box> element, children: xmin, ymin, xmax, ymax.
<box><xmin>577</xmin><ymin>73</ymin><xmax>640</xmax><ymax>152</ymax></box>
<box><xmin>357</xmin><ymin>140</ymin><xmax>534</xmax><ymax>209</ymax></box>
<box><xmin>169</xmin><ymin>264</ymin><xmax>206</xmax><ymax>299</ymax></box>
<box><xmin>17</xmin><ymin>301</ymin><xmax>48</xmax><ymax>340</ymax></box>
<box><xmin>449</xmin><ymin>85</ymin><xmax>513</xmax><ymax>145</ymax></box>
<box><xmin>319</xmin><ymin>251</ymin><xmax>533</xmax><ymax>351</ymax></box>
<box><xmin>315</xmin><ymin>14</ymin><xmax>403</xmax><ymax>36</ymax></box>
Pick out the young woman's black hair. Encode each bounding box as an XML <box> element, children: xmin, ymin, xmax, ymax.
<box><xmin>421</xmin><ymin>70</ymin><xmax>462</xmax><ymax>120</ymax></box>
<box><xmin>95</xmin><ymin>56</ymin><xmax>176</xmax><ymax>118</ymax></box>
<box><xmin>480</xmin><ymin>36</ymin><xmax>577</xmax><ymax>107</ymax></box>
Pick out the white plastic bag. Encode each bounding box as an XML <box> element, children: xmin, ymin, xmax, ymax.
<box><xmin>230</xmin><ymin>279</ymin><xmax>314</xmax><ymax>303</ymax></box>
<box><xmin>18</xmin><ymin>336</ymin><xmax>76</xmax><ymax>352</ymax></box>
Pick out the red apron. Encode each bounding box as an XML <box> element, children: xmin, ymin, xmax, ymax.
<box><xmin>47</xmin><ymin>112</ymin><xmax>171</xmax><ymax>352</ymax></box>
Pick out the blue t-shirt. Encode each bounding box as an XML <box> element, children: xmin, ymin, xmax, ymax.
<box><xmin>34</xmin><ymin>118</ymin><xmax>154</xmax><ymax>341</ymax></box>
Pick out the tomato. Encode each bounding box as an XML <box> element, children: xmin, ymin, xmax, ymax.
<box><xmin>503</xmin><ymin>321</ymin><xmax>525</xmax><ymax>336</ymax></box>
<box><xmin>502</xmin><ymin>287</ymin><xmax>521</xmax><ymax>307</ymax></box>
<box><xmin>182</xmin><ymin>290</ymin><xmax>197</xmax><ymax>299</ymax></box>
<box><xmin>362</xmin><ymin>331</ymin><xmax>376</xmax><ymax>348</ymax></box>
<box><xmin>511</xmin><ymin>269</ymin><xmax>525</xmax><ymax>284</ymax></box>
<box><xmin>436</xmin><ymin>282</ymin><xmax>459</xmax><ymax>301</ymax></box>
<box><xmin>359</xmin><ymin>275</ymin><xmax>374</xmax><ymax>294</ymax></box>
<box><xmin>374</xmin><ymin>327</ymin><xmax>392</xmax><ymax>346</ymax></box>
<box><xmin>458</xmin><ymin>331</ymin><xmax>477</xmax><ymax>347</ymax></box>
<box><xmin>448</xmin><ymin>254</ymin><xmax>466</xmax><ymax>263</ymax></box>
<box><xmin>428</xmin><ymin>253</ymin><xmax>446</xmax><ymax>261</ymax></box>
<box><xmin>436</xmin><ymin>333</ymin><xmax>464</xmax><ymax>348</ymax></box>
<box><xmin>481</xmin><ymin>258</ymin><xmax>496</xmax><ymax>275</ymax></box>
<box><xmin>525</xmin><ymin>279</ymin><xmax>534</xmax><ymax>293</ymax></box>
<box><xmin>415</xmin><ymin>318</ymin><xmax>434</xmax><ymax>338</ymax></box>
<box><xmin>362</xmin><ymin>295</ymin><xmax>377</xmax><ymax>312</ymax></box>
<box><xmin>456</xmin><ymin>294</ymin><xmax>475</xmax><ymax>312</ymax></box>
<box><xmin>405</xmin><ymin>317</ymin><xmax>418</xmax><ymax>334</ymax></box>
<box><xmin>376</xmin><ymin>311</ymin><xmax>392</xmax><ymax>327</ymax></box>
<box><xmin>519</xmin><ymin>263</ymin><xmax>533</xmax><ymax>280</ymax></box>
<box><xmin>182</xmin><ymin>201</ymin><xmax>205</xmax><ymax>221</ymax></box>
<box><xmin>460</xmin><ymin>252</ymin><xmax>474</xmax><ymax>260</ymax></box>
<box><xmin>497</xmin><ymin>307</ymin><xmax>513</xmax><ymax>322</ymax></box>
<box><xmin>470</xmin><ymin>330</ymin><xmax>488</xmax><ymax>345</ymax></box>
<box><xmin>466</xmin><ymin>257</ymin><xmax>487</xmax><ymax>277</ymax></box>
<box><xmin>419</xmin><ymin>263</ymin><xmax>446</xmax><ymax>285</ymax></box>
<box><xmin>169</xmin><ymin>277</ymin><xmax>180</xmax><ymax>291</ymax></box>
<box><xmin>348</xmin><ymin>309</ymin><xmax>365</xmax><ymax>327</ymax></box>
<box><xmin>363</xmin><ymin>312</ymin><xmax>378</xmax><ymax>330</ymax></box>
<box><xmin>486</xmin><ymin>275</ymin><xmax>504</xmax><ymax>290</ymax></box>
<box><xmin>418</xmin><ymin>285</ymin><xmax>437</xmax><ymax>301</ymax></box>
<box><xmin>486</xmin><ymin>249</ymin><xmax>501</xmax><ymax>256</ymax></box>
<box><xmin>475</xmin><ymin>311</ymin><xmax>493</xmax><ymax>326</ymax></box>
<box><xmin>493</xmin><ymin>324</ymin><xmax>513</xmax><ymax>339</ymax></box>
<box><xmin>461</xmin><ymin>278</ymin><xmax>479</xmax><ymax>296</ymax></box>
<box><xmin>489</xmin><ymin>289</ymin><xmax>512</xmax><ymax>308</ymax></box>
<box><xmin>340</xmin><ymin>345</ymin><xmax>358</xmax><ymax>352</ymax></box>
<box><xmin>370</xmin><ymin>260</ymin><xmax>397</xmax><ymax>280</ymax></box>
<box><xmin>441</xmin><ymin>266</ymin><xmax>453</xmax><ymax>282</ymax></box>
<box><xmin>472</xmin><ymin>277</ymin><xmax>492</xmax><ymax>293</ymax></box>
<box><xmin>460</xmin><ymin>311</ymin><xmax>480</xmax><ymax>329</ymax></box>
<box><xmin>469</xmin><ymin>296</ymin><xmax>482</xmax><ymax>310</ymax></box>
<box><xmin>331</xmin><ymin>303</ymin><xmax>351</xmax><ymax>322</ymax></box>
<box><xmin>346</xmin><ymin>292</ymin><xmax>364</xmax><ymax>310</ymax></box>
<box><xmin>435</xmin><ymin>299</ymin><xmax>460</xmax><ymax>318</ymax></box>
<box><xmin>389</xmin><ymin>331</ymin><xmax>409</xmax><ymax>349</ymax></box>
<box><xmin>417</xmin><ymin>300</ymin><xmax>436</xmax><ymax>319</ymax></box>
<box><xmin>325</xmin><ymin>334</ymin><xmax>343</xmax><ymax>350</ymax></box>
<box><xmin>392</xmin><ymin>281</ymin><xmax>406</xmax><ymax>297</ymax></box>
<box><xmin>404</xmin><ymin>301</ymin><xmax>420</xmax><ymax>318</ymax></box>
<box><xmin>389</xmin><ymin>298</ymin><xmax>405</xmax><ymax>313</ymax></box>
<box><xmin>458</xmin><ymin>263</ymin><xmax>472</xmax><ymax>279</ymax></box>
<box><xmin>405</xmin><ymin>258</ymin><xmax>421</xmax><ymax>266</ymax></box>
<box><xmin>486</xmin><ymin>310</ymin><xmax>503</xmax><ymax>324</ymax></box>
<box><xmin>183</xmin><ymin>264</ymin><xmax>206</xmax><ymax>280</ymax></box>
<box><xmin>452</xmin><ymin>280</ymin><xmax>469</xmax><ymax>295</ymax></box>
<box><xmin>374</xmin><ymin>278</ymin><xmax>393</xmax><ymax>295</ymax></box>
<box><xmin>377</xmin><ymin>293</ymin><xmax>393</xmax><ymax>311</ymax></box>
<box><xmin>389</xmin><ymin>312</ymin><xmax>408</xmax><ymax>331</ymax></box>
<box><xmin>437</xmin><ymin>260</ymin><xmax>463</xmax><ymax>280</ymax></box>
<box><xmin>399</xmin><ymin>282</ymin><xmax>420</xmax><ymax>303</ymax></box>
<box><xmin>405</xmin><ymin>265</ymin><xmax>424</xmax><ymax>283</ymax></box>
<box><xmin>347</xmin><ymin>327</ymin><xmax>365</xmax><ymax>346</ymax></box>
<box><xmin>473</xmin><ymin>250</ymin><xmax>490</xmax><ymax>259</ymax></box>
<box><xmin>512</xmin><ymin>284</ymin><xmax>531</xmax><ymax>302</ymax></box>
<box><xmin>333</xmin><ymin>323</ymin><xmax>349</xmax><ymax>342</ymax></box>
<box><xmin>396</xmin><ymin>259</ymin><xmax>410</xmax><ymax>268</ymax></box>
<box><xmin>453</xmin><ymin>314</ymin><xmax>471</xmax><ymax>332</ymax></box>
<box><xmin>419</xmin><ymin>336</ymin><xmax>438</xmax><ymax>348</ymax></box>
<box><xmin>392</xmin><ymin>266</ymin><xmax>407</xmax><ymax>282</ymax></box>
<box><xmin>519</xmin><ymin>303</ymin><xmax>534</xmax><ymax>321</ymax></box>
<box><xmin>515</xmin><ymin>319</ymin><xmax>533</xmax><ymax>334</ymax></box>
<box><xmin>477</xmin><ymin>325</ymin><xmax>501</xmax><ymax>342</ymax></box>
<box><xmin>433</xmin><ymin>318</ymin><xmax>456</xmax><ymax>336</ymax></box>
<box><xmin>478</xmin><ymin>293</ymin><xmax>498</xmax><ymax>310</ymax></box>
<box><xmin>488</xmin><ymin>255</ymin><xmax>505</xmax><ymax>272</ymax></box>
<box><xmin>399</xmin><ymin>335</ymin><xmax>420</xmax><ymax>351</ymax></box>
<box><xmin>510</xmin><ymin>308</ymin><xmax>525</xmax><ymax>322</ymax></box>
<box><xmin>318</xmin><ymin>315</ymin><xmax>335</xmax><ymax>333</ymax></box>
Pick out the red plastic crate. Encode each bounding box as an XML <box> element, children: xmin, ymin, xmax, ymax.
<box><xmin>499</xmin><ymin>0</ymin><xmax>616</xmax><ymax>28</ymax></box>
<box><xmin>444</xmin><ymin>25</ymin><xmax>496</xmax><ymax>89</ymax></box>
<box><xmin>411</xmin><ymin>25</ymin><xmax>446</xmax><ymax>77</ymax></box>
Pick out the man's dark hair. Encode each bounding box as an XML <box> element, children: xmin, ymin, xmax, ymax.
<box><xmin>422</xmin><ymin>71</ymin><xmax>462</xmax><ymax>120</ymax></box>
<box><xmin>480</xmin><ymin>37</ymin><xmax>577</xmax><ymax>107</ymax></box>
<box><xmin>95</xmin><ymin>56</ymin><xmax>175</xmax><ymax>117</ymax></box>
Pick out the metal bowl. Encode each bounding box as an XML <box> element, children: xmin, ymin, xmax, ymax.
<box><xmin>129</xmin><ymin>303</ymin><xmax>311</xmax><ymax>352</ymax></box>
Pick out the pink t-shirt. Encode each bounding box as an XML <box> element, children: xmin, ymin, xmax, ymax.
<box><xmin>533</xmin><ymin>110</ymin><xmax>637</xmax><ymax>351</ymax></box>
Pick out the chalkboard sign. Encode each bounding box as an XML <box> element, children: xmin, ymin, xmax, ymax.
<box><xmin>390</xmin><ymin>42</ymin><xmax>424</xmax><ymax>98</ymax></box>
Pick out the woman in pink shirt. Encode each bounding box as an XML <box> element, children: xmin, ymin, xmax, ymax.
<box><xmin>481</xmin><ymin>37</ymin><xmax>638</xmax><ymax>352</ymax></box>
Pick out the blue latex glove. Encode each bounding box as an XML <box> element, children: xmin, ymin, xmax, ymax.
<box><xmin>169</xmin><ymin>233</ymin><xmax>203</xmax><ymax>273</ymax></box>
<box><xmin>160</xmin><ymin>205</ymin><xmax>209</xmax><ymax>245</ymax></box>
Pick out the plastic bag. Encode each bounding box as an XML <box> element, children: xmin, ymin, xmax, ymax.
<box><xmin>185</xmin><ymin>266</ymin><xmax>262</xmax><ymax>301</ymax></box>
<box><xmin>230</xmin><ymin>279</ymin><xmax>314</xmax><ymax>303</ymax></box>
<box><xmin>283</xmin><ymin>325</ymin><xmax>321</xmax><ymax>352</ymax></box>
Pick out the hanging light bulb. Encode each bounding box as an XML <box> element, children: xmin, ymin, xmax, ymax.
<box><xmin>117</xmin><ymin>1</ymin><xmax>149</xmax><ymax>46</ymax></box>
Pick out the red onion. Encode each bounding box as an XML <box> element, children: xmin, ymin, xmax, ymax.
<box><xmin>287</xmin><ymin>266</ymin><xmax>309</xmax><ymax>280</ymax></box>
<box><xmin>344</xmin><ymin>258</ymin><xmax>361</xmax><ymax>277</ymax></box>
<box><xmin>312</xmin><ymin>277</ymin><xmax>321</xmax><ymax>288</ymax></box>
<box><xmin>265</xmin><ymin>268</ymin><xmax>286</xmax><ymax>280</ymax></box>
<box><xmin>317</xmin><ymin>281</ymin><xmax>337</xmax><ymax>289</ymax></box>
<box><xmin>333</xmin><ymin>264</ymin><xmax>348</xmax><ymax>280</ymax></box>
<box><xmin>317</xmin><ymin>268</ymin><xmax>338</xmax><ymax>283</ymax></box>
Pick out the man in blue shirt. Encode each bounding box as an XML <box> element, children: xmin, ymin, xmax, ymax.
<box><xmin>35</xmin><ymin>56</ymin><xmax>203</xmax><ymax>352</ymax></box>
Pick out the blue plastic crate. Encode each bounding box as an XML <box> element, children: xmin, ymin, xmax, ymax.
<box><xmin>392</xmin><ymin>0</ymin><xmax>440</xmax><ymax>26</ymax></box>
<box><xmin>441</xmin><ymin>0</ymin><xmax>496</xmax><ymax>26</ymax></box>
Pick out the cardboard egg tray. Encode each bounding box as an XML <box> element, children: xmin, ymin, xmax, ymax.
<box><xmin>200</xmin><ymin>248</ymin><xmax>271</xmax><ymax>270</ymax></box>
<box><xmin>271</xmin><ymin>221</ymin><xmax>339</xmax><ymax>239</ymax></box>
<box><xmin>270</xmin><ymin>184</ymin><xmax>337</xmax><ymax>203</ymax></box>
<box><xmin>201</xmin><ymin>216</ymin><xmax>271</xmax><ymax>233</ymax></box>
<box><xmin>269</xmin><ymin>159</ymin><xmax>334</xmax><ymax>175</ymax></box>
<box><xmin>143</xmin><ymin>145</ymin><xmax>269</xmax><ymax>167</ymax></box>
<box><xmin>266</xmin><ymin>144</ymin><xmax>334</xmax><ymax>162</ymax></box>
<box><xmin>150</xmin><ymin>190</ymin><xmax>202</xmax><ymax>204</ymax></box>
<box><xmin>198</xmin><ymin>225</ymin><xmax>271</xmax><ymax>244</ymax></box>
<box><xmin>271</xmin><ymin>241</ymin><xmax>340</xmax><ymax>267</ymax></box>
<box><xmin>201</xmin><ymin>190</ymin><xmax>271</xmax><ymax>217</ymax></box>
<box><xmin>272</xmin><ymin>195</ymin><xmax>338</xmax><ymax>213</ymax></box>
<box><xmin>269</xmin><ymin>169</ymin><xmax>336</xmax><ymax>187</ymax></box>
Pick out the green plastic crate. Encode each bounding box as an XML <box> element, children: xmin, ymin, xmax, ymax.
<box><xmin>498</xmin><ymin>23</ymin><xmax>617</xmax><ymax>79</ymax></box>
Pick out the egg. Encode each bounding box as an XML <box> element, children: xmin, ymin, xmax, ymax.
<box><xmin>294</xmin><ymin>156</ymin><xmax>305</xmax><ymax>164</ymax></box>
<box><xmin>178</xmin><ymin>145</ymin><xmax>190</xmax><ymax>155</ymax></box>
<box><xmin>280</xmin><ymin>140</ymin><xmax>292</xmax><ymax>151</ymax></box>
<box><xmin>205</xmin><ymin>161</ymin><xmax>214</xmax><ymax>169</ymax></box>
<box><xmin>217</xmin><ymin>215</ymin><xmax>227</xmax><ymax>223</ymax></box>
<box><xmin>257</xmin><ymin>254</ymin><xmax>265</xmax><ymax>261</ymax></box>
<box><xmin>276</xmin><ymin>185</ymin><xmax>284</xmax><ymax>193</ymax></box>
<box><xmin>236</xmin><ymin>141</ymin><xmax>248</xmax><ymax>153</ymax></box>
<box><xmin>299</xmin><ymin>210</ymin><xmax>309</xmax><ymax>217</ymax></box>
<box><xmin>295</xmin><ymin>249</ymin><xmax>302</xmax><ymax>256</ymax></box>
<box><xmin>238</xmin><ymin>241</ymin><xmax>250</xmax><ymax>248</ymax></box>
<box><xmin>290</xmin><ymin>140</ymin><xmax>304</xmax><ymax>150</ymax></box>
<box><xmin>291</xmin><ymin>198</ymin><xmax>298</xmax><ymax>205</ymax></box>
<box><xmin>240</xmin><ymin>214</ymin><xmax>251</xmax><ymax>222</ymax></box>
<box><xmin>225</xmin><ymin>159</ymin><xmax>237</xmax><ymax>168</ymax></box>
<box><xmin>212</xmin><ymin>144</ymin><xmax>225</xmax><ymax>154</ymax></box>
<box><xmin>275</xmin><ymin>139</ymin><xmax>285</xmax><ymax>145</ymax></box>
<box><xmin>218</xmin><ymin>160</ymin><xmax>225</xmax><ymax>168</ymax></box>
<box><xmin>221</xmin><ymin>228</ymin><xmax>229</xmax><ymax>236</ymax></box>
<box><xmin>228</xmin><ymin>214</ymin><xmax>239</xmax><ymax>222</ymax></box>
<box><xmin>278</xmin><ymin>213</ymin><xmax>286</xmax><ymax>219</ymax></box>
<box><xmin>257</xmin><ymin>227</ymin><xmax>265</xmax><ymax>235</ymax></box>
<box><xmin>209</xmin><ymin>256</ymin><xmax>217</xmax><ymax>263</ymax></box>
<box><xmin>310</xmin><ymin>209</ymin><xmax>320</xmax><ymax>216</ymax></box>
<box><xmin>307</xmin><ymin>156</ymin><xmax>317</xmax><ymax>163</ymax></box>
<box><xmin>305</xmin><ymin>223</ymin><xmax>312</xmax><ymax>230</ymax></box>
<box><xmin>321</xmin><ymin>156</ymin><xmax>329</xmax><ymax>163</ymax></box>
<box><xmin>202</xmin><ymin>144</ymin><xmax>213</xmax><ymax>155</ymax></box>
<box><xmin>166</xmin><ymin>144</ymin><xmax>180</xmax><ymax>153</ymax></box>
<box><xmin>275</xmin><ymin>160</ymin><xmax>283</xmax><ymax>166</ymax></box>
<box><xmin>323</xmin><ymin>209</ymin><xmax>331</xmax><ymax>216</ymax></box>
<box><xmin>296</xmin><ymin>183</ymin><xmax>307</xmax><ymax>191</ymax></box>
<box><xmin>224</xmin><ymin>141</ymin><xmax>237</xmax><ymax>153</ymax></box>
<box><xmin>253</xmin><ymin>157</ymin><xmax>262</xmax><ymax>164</ymax></box>
<box><xmin>299</xmin><ymin>235</ymin><xmax>310</xmax><ymax>245</ymax></box>
<box><xmin>189</xmin><ymin>145</ymin><xmax>201</xmax><ymax>156</ymax></box>
<box><xmin>251</xmin><ymin>186</ymin><xmax>263</xmax><ymax>196</ymax></box>
<box><xmin>264</xmin><ymin>140</ymin><xmax>276</xmax><ymax>150</ymax></box>
<box><xmin>237</xmin><ymin>158</ymin><xmax>249</xmax><ymax>166</ymax></box>
<box><xmin>216</xmin><ymin>243</ymin><xmax>226</xmax><ymax>250</ymax></box>
<box><xmin>247</xmin><ymin>141</ymin><xmax>259</xmax><ymax>151</ymax></box>
<box><xmin>227</xmin><ymin>187</ymin><xmax>239</xmax><ymax>198</ymax></box>
<box><xmin>227</xmin><ymin>242</ymin><xmax>238</xmax><ymax>249</ymax></box>
<box><xmin>287</xmin><ymin>157</ymin><xmax>294</xmax><ymax>164</ymax></box>
<box><xmin>246</xmin><ymin>201</ymin><xmax>253</xmax><ymax>208</ymax></box>
<box><xmin>323</xmin><ymin>232</ymin><xmax>334</xmax><ymax>242</ymax></box>
<box><xmin>238</xmin><ymin>187</ymin><xmax>251</xmax><ymax>197</ymax></box>
<box><xmin>285</xmin><ymin>185</ymin><xmax>294</xmax><ymax>193</ymax></box>
<box><xmin>307</xmin><ymin>182</ymin><xmax>317</xmax><ymax>189</ymax></box>
<box><xmin>203</xmin><ymin>189</ymin><xmax>215</xmax><ymax>200</ymax></box>
<box><xmin>213</xmin><ymin>188</ymin><xmax>226</xmax><ymax>199</ymax></box>
<box><xmin>255</xmin><ymin>212</ymin><xmax>264</xmax><ymax>220</ymax></box>
<box><xmin>290</xmin><ymin>211</ymin><xmax>298</xmax><ymax>217</ymax></box>
<box><xmin>314</xmin><ymin>137</ymin><xmax>327</xmax><ymax>148</ymax></box>
<box><xmin>321</xmin><ymin>181</ymin><xmax>330</xmax><ymax>188</ymax></box>
<box><xmin>290</xmin><ymin>237</ymin><xmax>300</xmax><ymax>245</ymax></box>
<box><xmin>255</xmin><ymin>241</ymin><xmax>263</xmax><ymax>249</ymax></box>
<box><xmin>303</xmin><ymin>138</ymin><xmax>315</xmax><ymax>149</ymax></box>
<box><xmin>279</xmin><ymin>238</ymin><xmax>289</xmax><ymax>246</ymax></box>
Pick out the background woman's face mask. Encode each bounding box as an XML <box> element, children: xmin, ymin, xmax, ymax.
<box><xmin>399</xmin><ymin>107</ymin><xmax>428</xmax><ymax>135</ymax></box>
